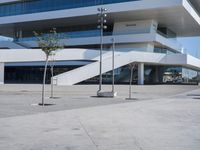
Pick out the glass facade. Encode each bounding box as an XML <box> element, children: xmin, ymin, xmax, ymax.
<box><xmin>157</xmin><ymin>27</ymin><xmax>176</xmax><ymax>39</ymax></box>
<box><xmin>162</xmin><ymin>67</ymin><xmax>183</xmax><ymax>84</ymax></box>
<box><xmin>4</xmin><ymin>63</ymin><xmax>199</xmax><ymax>85</ymax></box>
<box><xmin>83</xmin><ymin>65</ymin><xmax>199</xmax><ymax>85</ymax></box>
<box><xmin>154</xmin><ymin>47</ymin><xmax>178</xmax><ymax>54</ymax></box>
<box><xmin>14</xmin><ymin>24</ymin><xmax>114</xmax><ymax>42</ymax></box>
<box><xmin>15</xmin><ymin>30</ymin><xmax>112</xmax><ymax>42</ymax></box>
<box><xmin>0</xmin><ymin>0</ymin><xmax>139</xmax><ymax>17</ymax></box>
<box><xmin>157</xmin><ymin>66</ymin><xmax>199</xmax><ymax>85</ymax></box>
<box><xmin>182</xmin><ymin>68</ymin><xmax>199</xmax><ymax>84</ymax></box>
<box><xmin>5</xmin><ymin>65</ymin><xmax>79</xmax><ymax>84</ymax></box>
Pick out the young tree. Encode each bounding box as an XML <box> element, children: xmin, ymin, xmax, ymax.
<box><xmin>34</xmin><ymin>28</ymin><xmax>63</xmax><ymax>106</ymax></box>
<box><xmin>127</xmin><ymin>63</ymin><xmax>137</xmax><ymax>99</ymax></box>
<box><xmin>50</xmin><ymin>51</ymin><xmax>56</xmax><ymax>98</ymax></box>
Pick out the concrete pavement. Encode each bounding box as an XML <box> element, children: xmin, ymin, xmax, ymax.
<box><xmin>0</xmin><ymin>85</ymin><xmax>200</xmax><ymax>150</ymax></box>
<box><xmin>0</xmin><ymin>84</ymin><xmax>198</xmax><ymax>118</ymax></box>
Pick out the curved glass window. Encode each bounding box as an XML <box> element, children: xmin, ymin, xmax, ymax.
<box><xmin>0</xmin><ymin>0</ymin><xmax>139</xmax><ymax>17</ymax></box>
<box><xmin>15</xmin><ymin>30</ymin><xmax>112</xmax><ymax>42</ymax></box>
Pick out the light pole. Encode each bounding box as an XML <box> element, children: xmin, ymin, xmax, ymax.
<box><xmin>97</xmin><ymin>7</ymin><xmax>107</xmax><ymax>94</ymax></box>
<box><xmin>111</xmin><ymin>38</ymin><xmax>115</xmax><ymax>94</ymax></box>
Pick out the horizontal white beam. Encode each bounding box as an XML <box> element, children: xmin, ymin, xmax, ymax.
<box><xmin>0</xmin><ymin>48</ymin><xmax>199</xmax><ymax>70</ymax></box>
<box><xmin>19</xmin><ymin>33</ymin><xmax>181</xmax><ymax>53</ymax></box>
<box><xmin>0</xmin><ymin>0</ymin><xmax>183</xmax><ymax>24</ymax></box>
<box><xmin>0</xmin><ymin>49</ymin><xmax>101</xmax><ymax>63</ymax></box>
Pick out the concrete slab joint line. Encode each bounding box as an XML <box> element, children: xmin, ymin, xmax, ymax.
<box><xmin>77</xmin><ymin>118</ymin><xmax>99</xmax><ymax>150</ymax></box>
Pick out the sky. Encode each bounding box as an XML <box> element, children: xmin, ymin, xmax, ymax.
<box><xmin>178</xmin><ymin>37</ymin><xmax>200</xmax><ymax>58</ymax></box>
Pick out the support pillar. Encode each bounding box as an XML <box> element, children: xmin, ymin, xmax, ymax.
<box><xmin>0</xmin><ymin>63</ymin><xmax>4</xmax><ymax>85</ymax></box>
<box><xmin>155</xmin><ymin>66</ymin><xmax>159</xmax><ymax>83</ymax></box>
<box><xmin>138</xmin><ymin>63</ymin><xmax>144</xmax><ymax>85</ymax></box>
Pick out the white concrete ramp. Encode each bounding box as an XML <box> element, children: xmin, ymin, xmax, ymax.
<box><xmin>54</xmin><ymin>50</ymin><xmax>200</xmax><ymax>86</ymax></box>
<box><xmin>54</xmin><ymin>51</ymin><xmax>166</xmax><ymax>85</ymax></box>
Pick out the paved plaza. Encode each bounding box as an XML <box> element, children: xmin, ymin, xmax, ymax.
<box><xmin>0</xmin><ymin>84</ymin><xmax>200</xmax><ymax>150</ymax></box>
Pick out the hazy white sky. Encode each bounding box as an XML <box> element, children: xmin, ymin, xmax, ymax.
<box><xmin>178</xmin><ymin>37</ymin><xmax>200</xmax><ymax>58</ymax></box>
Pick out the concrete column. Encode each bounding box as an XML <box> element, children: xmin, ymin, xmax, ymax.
<box><xmin>155</xmin><ymin>66</ymin><xmax>159</xmax><ymax>83</ymax></box>
<box><xmin>138</xmin><ymin>63</ymin><xmax>144</xmax><ymax>85</ymax></box>
<box><xmin>0</xmin><ymin>63</ymin><xmax>4</xmax><ymax>85</ymax></box>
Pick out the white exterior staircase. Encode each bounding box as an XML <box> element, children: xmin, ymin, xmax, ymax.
<box><xmin>54</xmin><ymin>51</ymin><xmax>167</xmax><ymax>85</ymax></box>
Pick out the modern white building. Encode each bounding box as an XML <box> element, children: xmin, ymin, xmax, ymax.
<box><xmin>0</xmin><ymin>0</ymin><xmax>200</xmax><ymax>85</ymax></box>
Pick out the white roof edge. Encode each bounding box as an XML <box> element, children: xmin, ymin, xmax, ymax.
<box><xmin>186</xmin><ymin>54</ymin><xmax>200</xmax><ymax>70</ymax></box>
<box><xmin>0</xmin><ymin>0</ymin><xmax>183</xmax><ymax>25</ymax></box>
<box><xmin>160</xmin><ymin>53</ymin><xmax>200</xmax><ymax>71</ymax></box>
<box><xmin>183</xmin><ymin>0</ymin><xmax>200</xmax><ymax>25</ymax></box>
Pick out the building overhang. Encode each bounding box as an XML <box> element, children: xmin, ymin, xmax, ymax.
<box><xmin>188</xmin><ymin>0</ymin><xmax>200</xmax><ymax>15</ymax></box>
<box><xmin>18</xmin><ymin>32</ymin><xmax>181</xmax><ymax>53</ymax></box>
<box><xmin>0</xmin><ymin>49</ymin><xmax>200</xmax><ymax>71</ymax></box>
<box><xmin>0</xmin><ymin>0</ymin><xmax>199</xmax><ymax>37</ymax></box>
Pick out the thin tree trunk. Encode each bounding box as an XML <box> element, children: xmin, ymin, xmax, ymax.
<box><xmin>129</xmin><ymin>67</ymin><xmax>133</xmax><ymax>99</ymax></box>
<box><xmin>50</xmin><ymin>64</ymin><xmax>54</xmax><ymax>98</ymax></box>
<box><xmin>42</xmin><ymin>55</ymin><xmax>49</xmax><ymax>106</ymax></box>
